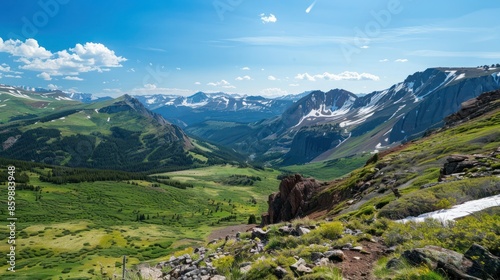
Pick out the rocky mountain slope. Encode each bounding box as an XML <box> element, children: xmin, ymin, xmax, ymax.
<box><xmin>187</xmin><ymin>67</ymin><xmax>500</xmax><ymax>165</ymax></box>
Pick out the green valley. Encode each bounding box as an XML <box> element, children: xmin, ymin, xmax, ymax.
<box><xmin>0</xmin><ymin>163</ymin><xmax>281</xmax><ymax>279</ymax></box>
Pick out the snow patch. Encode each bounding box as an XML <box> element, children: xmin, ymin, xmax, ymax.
<box><xmin>107</xmin><ymin>117</ymin><xmax>111</xmax><ymax>122</ymax></box>
<box><xmin>454</xmin><ymin>73</ymin><xmax>466</xmax><ymax>80</ymax></box>
<box><xmin>94</xmin><ymin>109</ymin><xmax>99</xmax><ymax>114</ymax></box>
<box><xmin>398</xmin><ymin>194</ymin><xmax>500</xmax><ymax>223</ymax></box>
<box><xmin>388</xmin><ymin>105</ymin><xmax>406</xmax><ymax>120</ymax></box>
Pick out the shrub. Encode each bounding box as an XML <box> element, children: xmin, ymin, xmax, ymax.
<box><xmin>318</xmin><ymin>222</ymin><xmax>343</xmax><ymax>240</ymax></box>
<box><xmin>212</xmin><ymin>255</ymin><xmax>234</xmax><ymax>275</ymax></box>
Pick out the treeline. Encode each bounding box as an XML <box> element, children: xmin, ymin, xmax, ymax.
<box><xmin>154</xmin><ymin>179</ymin><xmax>194</xmax><ymax>189</ymax></box>
<box><xmin>220</xmin><ymin>174</ymin><xmax>262</xmax><ymax>186</ymax></box>
<box><xmin>39</xmin><ymin>167</ymin><xmax>150</xmax><ymax>184</ymax></box>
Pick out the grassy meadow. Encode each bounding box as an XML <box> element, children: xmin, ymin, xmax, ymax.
<box><xmin>0</xmin><ymin>164</ymin><xmax>281</xmax><ymax>279</ymax></box>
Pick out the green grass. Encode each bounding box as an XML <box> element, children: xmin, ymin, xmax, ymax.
<box><xmin>282</xmin><ymin>154</ymin><xmax>371</xmax><ymax>181</ymax></box>
<box><xmin>0</xmin><ymin>164</ymin><xmax>280</xmax><ymax>279</ymax></box>
<box><xmin>0</xmin><ymin>92</ymin><xmax>81</xmax><ymax>124</ymax></box>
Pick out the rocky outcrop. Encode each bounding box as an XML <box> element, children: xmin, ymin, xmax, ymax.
<box><xmin>439</xmin><ymin>151</ymin><xmax>500</xmax><ymax>181</ymax></box>
<box><xmin>441</xmin><ymin>155</ymin><xmax>480</xmax><ymax>176</ymax></box>
<box><xmin>445</xmin><ymin>89</ymin><xmax>500</xmax><ymax>126</ymax></box>
<box><xmin>262</xmin><ymin>174</ymin><xmax>322</xmax><ymax>225</ymax></box>
<box><xmin>396</xmin><ymin>244</ymin><xmax>500</xmax><ymax>280</ymax></box>
<box><xmin>135</xmin><ymin>247</ymin><xmax>228</xmax><ymax>280</ymax></box>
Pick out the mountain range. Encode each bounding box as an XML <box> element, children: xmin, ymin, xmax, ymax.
<box><xmin>0</xmin><ymin>86</ymin><xmax>240</xmax><ymax>172</ymax></box>
<box><xmin>183</xmin><ymin>67</ymin><xmax>500</xmax><ymax>164</ymax></box>
<box><xmin>2</xmin><ymin>66</ymin><xmax>500</xmax><ymax>168</ymax></box>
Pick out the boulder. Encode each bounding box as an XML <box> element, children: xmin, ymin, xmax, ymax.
<box><xmin>464</xmin><ymin>244</ymin><xmax>500</xmax><ymax>280</ymax></box>
<box><xmin>296</xmin><ymin>227</ymin><xmax>311</xmax><ymax>236</ymax></box>
<box><xmin>296</xmin><ymin>264</ymin><xmax>313</xmax><ymax>275</ymax></box>
<box><xmin>290</xmin><ymin>258</ymin><xmax>306</xmax><ymax>272</ymax></box>
<box><xmin>274</xmin><ymin>266</ymin><xmax>288</xmax><ymax>279</ymax></box>
<box><xmin>402</xmin><ymin>246</ymin><xmax>479</xmax><ymax>280</ymax></box>
<box><xmin>324</xmin><ymin>250</ymin><xmax>345</xmax><ymax>262</ymax></box>
<box><xmin>441</xmin><ymin>155</ymin><xmax>480</xmax><ymax>176</ymax></box>
<box><xmin>240</xmin><ymin>265</ymin><xmax>252</xmax><ymax>274</ymax></box>
<box><xmin>310</xmin><ymin>252</ymin><xmax>324</xmax><ymax>262</ymax></box>
<box><xmin>251</xmin><ymin>228</ymin><xmax>269</xmax><ymax>240</ymax></box>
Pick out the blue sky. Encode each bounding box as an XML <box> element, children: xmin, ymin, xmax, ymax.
<box><xmin>0</xmin><ymin>0</ymin><xmax>499</xmax><ymax>97</ymax></box>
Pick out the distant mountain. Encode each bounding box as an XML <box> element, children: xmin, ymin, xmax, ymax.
<box><xmin>65</xmin><ymin>92</ymin><xmax>113</xmax><ymax>103</ymax></box>
<box><xmin>0</xmin><ymin>84</ymin><xmax>82</xmax><ymax>124</ymax></box>
<box><xmin>0</xmin><ymin>93</ymin><xmax>241</xmax><ymax>171</ymax></box>
<box><xmin>187</xmin><ymin>67</ymin><xmax>500</xmax><ymax>165</ymax></box>
<box><xmin>135</xmin><ymin>92</ymin><xmax>294</xmax><ymax>126</ymax></box>
<box><xmin>273</xmin><ymin>90</ymin><xmax>315</xmax><ymax>101</ymax></box>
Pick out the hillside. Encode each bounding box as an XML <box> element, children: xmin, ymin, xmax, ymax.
<box><xmin>0</xmin><ymin>92</ymin><xmax>241</xmax><ymax>172</ymax></box>
<box><xmin>132</xmin><ymin>89</ymin><xmax>500</xmax><ymax>280</ymax></box>
<box><xmin>0</xmin><ymin>85</ymin><xmax>82</xmax><ymax>124</ymax></box>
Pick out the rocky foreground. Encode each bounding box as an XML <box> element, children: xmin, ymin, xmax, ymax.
<box><xmin>132</xmin><ymin>220</ymin><xmax>499</xmax><ymax>280</ymax></box>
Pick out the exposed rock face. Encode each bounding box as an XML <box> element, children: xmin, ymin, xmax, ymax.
<box><xmin>262</xmin><ymin>174</ymin><xmax>322</xmax><ymax>225</ymax></box>
<box><xmin>282</xmin><ymin>124</ymin><xmax>347</xmax><ymax>165</ymax></box>
<box><xmin>389</xmin><ymin>69</ymin><xmax>500</xmax><ymax>143</ymax></box>
<box><xmin>441</xmin><ymin>155</ymin><xmax>479</xmax><ymax>176</ymax></box>
<box><xmin>445</xmin><ymin>89</ymin><xmax>500</xmax><ymax>126</ymax></box>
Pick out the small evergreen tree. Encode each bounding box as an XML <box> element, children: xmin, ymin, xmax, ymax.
<box><xmin>248</xmin><ymin>214</ymin><xmax>257</xmax><ymax>224</ymax></box>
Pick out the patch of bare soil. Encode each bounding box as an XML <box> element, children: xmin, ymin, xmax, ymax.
<box><xmin>207</xmin><ymin>224</ymin><xmax>256</xmax><ymax>241</ymax></box>
<box><xmin>334</xmin><ymin>240</ymin><xmax>387</xmax><ymax>280</ymax></box>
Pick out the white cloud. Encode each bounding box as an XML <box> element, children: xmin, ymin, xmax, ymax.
<box><xmin>260</xmin><ymin>87</ymin><xmax>287</xmax><ymax>97</ymax></box>
<box><xmin>395</xmin><ymin>58</ymin><xmax>408</xmax><ymax>63</ymax></box>
<box><xmin>37</xmin><ymin>72</ymin><xmax>52</xmax><ymax>81</ymax></box>
<box><xmin>207</xmin><ymin>79</ymin><xmax>231</xmax><ymax>86</ymax></box>
<box><xmin>241</xmin><ymin>67</ymin><xmax>250</xmax><ymax>70</ymax></box>
<box><xmin>0</xmin><ymin>64</ymin><xmax>11</xmax><ymax>72</ymax></box>
<box><xmin>360</xmin><ymin>45</ymin><xmax>370</xmax><ymax>49</ymax></box>
<box><xmin>47</xmin><ymin>84</ymin><xmax>59</xmax><ymax>90</ymax></box>
<box><xmin>0</xmin><ymin>38</ymin><xmax>51</xmax><ymax>58</ymax></box>
<box><xmin>268</xmin><ymin>75</ymin><xmax>277</xmax><ymax>81</ymax></box>
<box><xmin>176</xmin><ymin>67</ymin><xmax>181</xmax><ymax>70</ymax></box>
<box><xmin>63</xmin><ymin>76</ymin><xmax>83</xmax><ymax>81</ymax></box>
<box><xmin>5</xmin><ymin>75</ymin><xmax>21</xmax><ymax>78</ymax></box>
<box><xmin>289</xmin><ymin>83</ymin><xmax>300</xmax><ymax>87</ymax></box>
<box><xmin>379</xmin><ymin>59</ymin><xmax>389</xmax><ymax>62</ymax></box>
<box><xmin>260</xmin><ymin>13</ymin><xmax>277</xmax><ymax>24</ymax></box>
<box><xmin>235</xmin><ymin>75</ymin><xmax>252</xmax><ymax>81</ymax></box>
<box><xmin>194</xmin><ymin>81</ymin><xmax>201</xmax><ymax>85</ymax></box>
<box><xmin>0</xmin><ymin>38</ymin><xmax>126</xmax><ymax>79</ymax></box>
<box><xmin>295</xmin><ymin>71</ymin><xmax>380</xmax><ymax>81</ymax></box>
